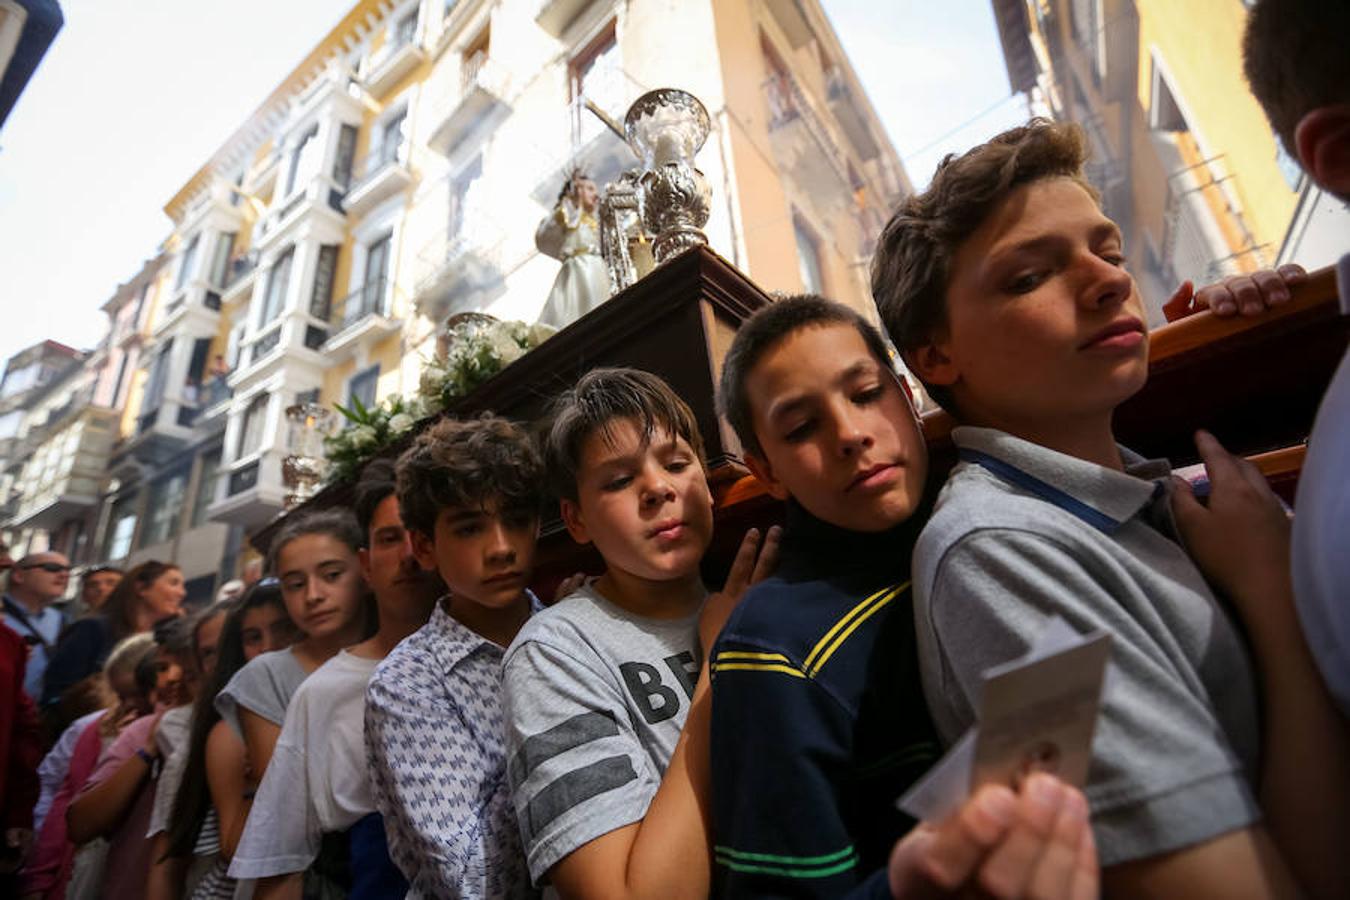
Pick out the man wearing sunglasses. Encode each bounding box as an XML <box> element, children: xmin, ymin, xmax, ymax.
<box><xmin>2</xmin><ymin>551</ymin><xmax>70</xmax><ymax>701</ymax></box>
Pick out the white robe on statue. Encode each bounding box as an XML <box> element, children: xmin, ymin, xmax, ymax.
<box><xmin>536</xmin><ymin>201</ymin><xmax>611</xmax><ymax>329</ymax></box>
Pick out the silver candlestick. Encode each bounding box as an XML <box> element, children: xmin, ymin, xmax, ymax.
<box><xmin>624</xmin><ymin>89</ymin><xmax>712</xmax><ymax>265</ymax></box>
<box><xmin>282</xmin><ymin>402</ymin><xmax>335</xmax><ymax>508</ymax></box>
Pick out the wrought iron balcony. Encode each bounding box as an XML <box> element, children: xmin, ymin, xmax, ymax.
<box><xmin>343</xmin><ymin>146</ymin><xmax>413</xmax><ymax>217</ymax></box>
<box><xmin>761</xmin><ymin>71</ymin><xmax>851</xmax><ymax>194</ymax></box>
<box><xmin>414</xmin><ymin>225</ymin><xmax>507</xmax><ymax>323</ymax></box>
<box><xmin>361</xmin><ymin>28</ymin><xmax>424</xmax><ymax>98</ymax></box>
<box><xmin>336</xmin><ymin>279</ymin><xmax>393</xmax><ymax>330</ymax></box>
<box><xmin>427</xmin><ymin>53</ymin><xmax>512</xmax><ymax>161</ymax></box>
<box><xmin>323</xmin><ymin>278</ymin><xmax>401</xmax><ymax>356</ymax></box>
<box><xmin>256</xmin><ymin>175</ymin><xmax>347</xmax><ymax>247</ymax></box>
<box><xmin>823</xmin><ymin>67</ymin><xmax>881</xmax><ymax>161</ymax></box>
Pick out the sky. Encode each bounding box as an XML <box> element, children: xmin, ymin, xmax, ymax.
<box><xmin>0</xmin><ymin>0</ymin><xmax>1025</xmax><ymax>365</ymax></box>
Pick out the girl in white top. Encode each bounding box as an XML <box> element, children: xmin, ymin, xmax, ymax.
<box><xmin>215</xmin><ymin>511</ymin><xmax>372</xmax><ymax>787</ymax></box>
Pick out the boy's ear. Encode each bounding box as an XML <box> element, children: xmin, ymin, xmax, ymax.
<box><xmin>559</xmin><ymin>498</ymin><xmax>592</xmax><ymax>545</ymax></box>
<box><xmin>408</xmin><ymin>529</ymin><xmax>438</xmax><ymax>571</ymax></box>
<box><xmin>744</xmin><ymin>451</ymin><xmax>791</xmax><ymax>502</ymax></box>
<box><xmin>903</xmin><ymin>342</ymin><xmax>960</xmax><ymax>390</ymax></box>
<box><xmin>1294</xmin><ymin>106</ymin><xmax>1350</xmax><ymax>200</ymax></box>
<box><xmin>357</xmin><ymin>547</ymin><xmax>373</xmax><ymax>585</ymax></box>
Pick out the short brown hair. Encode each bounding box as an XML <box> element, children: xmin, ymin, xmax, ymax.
<box><xmin>395</xmin><ymin>414</ymin><xmax>543</xmax><ymax>538</ymax></box>
<box><xmin>718</xmin><ymin>294</ymin><xmax>893</xmax><ymax>457</ymax></box>
<box><xmin>541</xmin><ymin>368</ymin><xmax>705</xmax><ymax>502</ymax></box>
<box><xmin>871</xmin><ymin>119</ymin><xmax>1095</xmax><ymax>411</ymax></box>
<box><xmin>1243</xmin><ymin>0</ymin><xmax>1350</xmax><ymax>155</ymax></box>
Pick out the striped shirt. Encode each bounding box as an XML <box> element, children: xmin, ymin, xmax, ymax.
<box><xmin>711</xmin><ymin>501</ymin><xmax>940</xmax><ymax>898</ymax></box>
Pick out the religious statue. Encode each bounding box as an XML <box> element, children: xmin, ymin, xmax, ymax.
<box><xmin>536</xmin><ymin>170</ymin><xmax>613</xmax><ymax>328</ymax></box>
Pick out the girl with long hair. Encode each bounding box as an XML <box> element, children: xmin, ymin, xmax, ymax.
<box><xmin>215</xmin><ymin>511</ymin><xmax>372</xmax><ymax>783</ymax></box>
<box><xmin>41</xmin><ymin>561</ymin><xmax>185</xmax><ymax>716</ymax></box>
<box><xmin>152</xmin><ymin>583</ymin><xmax>295</xmax><ymax>899</ymax></box>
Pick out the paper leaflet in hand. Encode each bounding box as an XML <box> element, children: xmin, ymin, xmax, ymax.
<box><xmin>897</xmin><ymin>617</ymin><xmax>1113</xmax><ymax>822</ymax></box>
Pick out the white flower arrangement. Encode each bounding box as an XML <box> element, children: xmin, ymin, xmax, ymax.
<box><xmin>321</xmin><ymin>318</ymin><xmax>554</xmax><ymax>484</ymax></box>
<box><xmin>322</xmin><ymin>393</ymin><xmax>426</xmax><ymax>484</ymax></box>
<box><xmin>416</xmin><ymin>317</ymin><xmax>555</xmax><ymax>411</ymax></box>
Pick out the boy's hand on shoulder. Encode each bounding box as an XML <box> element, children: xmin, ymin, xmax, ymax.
<box><xmin>552</xmin><ymin>572</ymin><xmax>589</xmax><ymax>604</ymax></box>
<box><xmin>1171</xmin><ymin>430</ymin><xmax>1294</xmax><ymax>627</ymax></box>
<box><xmin>889</xmin><ymin>775</ymin><xmax>1097</xmax><ymax>900</ymax></box>
<box><xmin>1166</xmin><ymin>265</ymin><xmax>1307</xmax><ymax>321</ymax></box>
<box><xmin>698</xmin><ymin>525</ymin><xmax>782</xmax><ymax>652</ymax></box>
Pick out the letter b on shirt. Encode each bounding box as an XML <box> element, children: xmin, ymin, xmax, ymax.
<box><xmin>620</xmin><ymin>652</ymin><xmax>696</xmax><ymax>724</ymax></box>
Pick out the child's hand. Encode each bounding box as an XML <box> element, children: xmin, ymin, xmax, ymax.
<box><xmin>551</xmin><ymin>572</ymin><xmax>588</xmax><ymax>604</ymax></box>
<box><xmin>1164</xmin><ymin>265</ymin><xmax>1307</xmax><ymax>321</ymax></box>
<box><xmin>1171</xmin><ymin>430</ymin><xmax>1293</xmax><ymax>630</ymax></box>
<box><xmin>142</xmin><ymin>709</ymin><xmax>166</xmax><ymax>759</ymax></box>
<box><xmin>698</xmin><ymin>525</ymin><xmax>782</xmax><ymax>652</ymax></box>
<box><xmin>888</xmin><ymin>775</ymin><xmax>1097</xmax><ymax>899</ymax></box>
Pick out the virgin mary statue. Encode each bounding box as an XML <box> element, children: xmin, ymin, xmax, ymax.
<box><xmin>536</xmin><ymin>170</ymin><xmax>612</xmax><ymax>328</ymax></box>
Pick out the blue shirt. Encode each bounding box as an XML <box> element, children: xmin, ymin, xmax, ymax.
<box><xmin>711</xmin><ymin>501</ymin><xmax>940</xmax><ymax>899</ymax></box>
<box><xmin>2</xmin><ymin>594</ymin><xmax>64</xmax><ymax>700</ymax></box>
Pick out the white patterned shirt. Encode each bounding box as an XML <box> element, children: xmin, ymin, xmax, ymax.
<box><xmin>364</xmin><ymin>596</ymin><xmax>540</xmax><ymax>899</ymax></box>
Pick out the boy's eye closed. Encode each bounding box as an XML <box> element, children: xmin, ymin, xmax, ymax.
<box><xmin>665</xmin><ymin>459</ymin><xmax>690</xmax><ymax>474</ymax></box>
<box><xmin>602</xmin><ymin>475</ymin><xmax>633</xmax><ymax>492</ymax></box>
<box><xmin>454</xmin><ymin>522</ymin><xmax>483</xmax><ymax>538</ymax></box>
<box><xmin>853</xmin><ymin>385</ymin><xmax>884</xmax><ymax>406</ymax></box>
<box><xmin>1006</xmin><ymin>271</ymin><xmax>1047</xmax><ymax>294</ymax></box>
<box><xmin>783</xmin><ymin>419</ymin><xmax>816</xmax><ymax>443</ymax></box>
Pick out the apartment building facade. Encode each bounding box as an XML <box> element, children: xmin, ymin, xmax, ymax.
<box><xmin>100</xmin><ymin>0</ymin><xmax>908</xmax><ymax>561</ymax></box>
<box><xmin>0</xmin><ymin>339</ymin><xmax>87</xmax><ymax>558</ymax></box>
<box><xmin>990</xmin><ymin>0</ymin><xmax>1341</xmax><ymax>324</ymax></box>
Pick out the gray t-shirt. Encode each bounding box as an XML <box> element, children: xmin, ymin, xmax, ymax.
<box><xmin>914</xmin><ymin>426</ymin><xmax>1261</xmax><ymax>867</ymax></box>
<box><xmin>215</xmin><ymin>647</ymin><xmax>308</xmax><ymax>738</ymax></box>
<box><xmin>501</xmin><ymin>582</ymin><xmax>701</xmax><ymax>883</ymax></box>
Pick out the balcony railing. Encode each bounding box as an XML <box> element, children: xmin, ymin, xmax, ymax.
<box><xmin>332</xmin><ymin>278</ymin><xmax>392</xmax><ymax>331</ymax></box>
<box><xmin>761</xmin><ymin>71</ymin><xmax>850</xmax><ymax>190</ymax></box>
<box><xmin>346</xmin><ymin>146</ymin><xmax>408</xmax><ymax>198</ymax></box>
<box><xmin>462</xmin><ymin>50</ymin><xmax>488</xmax><ymax>92</ymax></box>
<box><xmin>764</xmin><ymin>73</ymin><xmax>801</xmax><ymax>129</ymax></box>
<box><xmin>177</xmin><ymin>376</ymin><xmax>233</xmax><ymax>428</ymax></box>
<box><xmin>367</xmin><ymin>26</ymin><xmax>415</xmax><ymax>75</ymax></box>
<box><xmin>822</xmin><ymin>66</ymin><xmax>880</xmax><ymax>160</ymax></box>
<box><xmin>257</xmin><ymin>176</ymin><xmax>347</xmax><ymax>241</ymax></box>
<box><xmin>201</xmin><ymin>376</ymin><xmax>232</xmax><ymax>409</ymax></box>
<box><xmin>427</xmin><ymin>52</ymin><xmax>513</xmax><ymax>159</ymax></box>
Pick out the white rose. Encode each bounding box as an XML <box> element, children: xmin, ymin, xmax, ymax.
<box><xmin>491</xmin><ymin>332</ymin><xmax>526</xmax><ymax>365</ymax></box>
<box><xmin>350</xmin><ymin>425</ymin><xmax>378</xmax><ymax>450</ymax></box>
<box><xmin>528</xmin><ymin>322</ymin><xmax>557</xmax><ymax>346</ymax></box>
<box><xmin>419</xmin><ymin>366</ymin><xmax>449</xmax><ymax>398</ymax></box>
<box><xmin>388</xmin><ymin>413</ymin><xmax>415</xmax><ymax>435</ymax></box>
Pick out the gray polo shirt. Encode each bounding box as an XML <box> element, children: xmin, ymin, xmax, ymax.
<box><xmin>913</xmin><ymin>426</ymin><xmax>1261</xmax><ymax>867</ymax></box>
